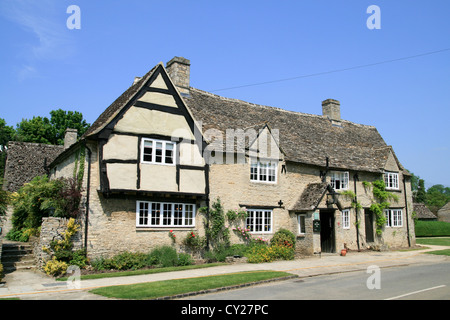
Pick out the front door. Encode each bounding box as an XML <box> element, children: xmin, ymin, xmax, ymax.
<box><xmin>365</xmin><ymin>209</ymin><xmax>374</xmax><ymax>243</ymax></box>
<box><xmin>320</xmin><ymin>210</ymin><xmax>335</xmax><ymax>253</ymax></box>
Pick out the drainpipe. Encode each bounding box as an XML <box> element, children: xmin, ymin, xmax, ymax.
<box><xmin>84</xmin><ymin>144</ymin><xmax>92</xmax><ymax>252</ymax></box>
<box><xmin>353</xmin><ymin>173</ymin><xmax>361</xmax><ymax>252</ymax></box>
<box><xmin>403</xmin><ymin>176</ymin><xmax>411</xmax><ymax>247</ymax></box>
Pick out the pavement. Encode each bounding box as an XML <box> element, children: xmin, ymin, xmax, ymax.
<box><xmin>0</xmin><ymin>244</ymin><xmax>448</xmax><ymax>300</ymax></box>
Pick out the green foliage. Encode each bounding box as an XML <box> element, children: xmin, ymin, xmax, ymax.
<box><xmin>15</xmin><ymin>109</ymin><xmax>90</xmax><ymax>145</ymax></box>
<box><xmin>9</xmin><ymin>175</ymin><xmax>60</xmax><ymax>231</ymax></box>
<box><xmin>201</xmin><ymin>198</ymin><xmax>230</xmax><ymax>250</ymax></box>
<box><xmin>44</xmin><ymin>257</ymin><xmax>68</xmax><ymax>277</ymax></box>
<box><xmin>226</xmin><ymin>208</ymin><xmax>248</xmax><ymax>222</ymax></box>
<box><xmin>7</xmin><ymin>175</ymin><xmax>83</xmax><ymax>242</ymax></box>
<box><xmin>414</xmin><ymin>220</ymin><xmax>450</xmax><ymax>237</ymax></box>
<box><xmin>368</xmin><ymin>180</ymin><xmax>398</xmax><ymax>235</ymax></box>
<box><xmin>182</xmin><ymin>231</ymin><xmax>206</xmax><ymax>252</ymax></box>
<box><xmin>49</xmin><ymin>109</ymin><xmax>90</xmax><ymax>145</ymax></box>
<box><xmin>415</xmin><ymin>179</ymin><xmax>426</xmax><ymax>203</ymax></box>
<box><xmin>0</xmin><ymin>186</ymin><xmax>8</xmax><ymax>217</ymax></box>
<box><xmin>246</xmin><ymin>244</ymin><xmax>295</xmax><ymax>263</ymax></box>
<box><xmin>426</xmin><ymin>184</ymin><xmax>450</xmax><ymax>213</ymax></box>
<box><xmin>43</xmin><ymin>218</ymin><xmax>87</xmax><ymax>276</ymax></box>
<box><xmin>270</xmin><ymin>228</ymin><xmax>296</xmax><ymax>249</ymax></box>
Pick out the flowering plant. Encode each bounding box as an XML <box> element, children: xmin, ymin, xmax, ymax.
<box><xmin>232</xmin><ymin>226</ymin><xmax>252</xmax><ymax>242</ymax></box>
<box><xmin>226</xmin><ymin>208</ymin><xmax>248</xmax><ymax>222</ymax></box>
<box><xmin>168</xmin><ymin>230</ymin><xmax>176</xmax><ymax>242</ymax></box>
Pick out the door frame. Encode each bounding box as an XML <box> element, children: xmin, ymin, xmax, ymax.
<box><xmin>319</xmin><ymin>209</ymin><xmax>336</xmax><ymax>253</ymax></box>
<box><xmin>364</xmin><ymin>209</ymin><xmax>375</xmax><ymax>243</ymax></box>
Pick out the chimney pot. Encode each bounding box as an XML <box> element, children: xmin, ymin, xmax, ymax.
<box><xmin>166</xmin><ymin>56</ymin><xmax>190</xmax><ymax>96</ymax></box>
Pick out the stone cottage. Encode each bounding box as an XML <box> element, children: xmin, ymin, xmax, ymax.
<box><xmin>48</xmin><ymin>56</ymin><xmax>415</xmax><ymax>259</ymax></box>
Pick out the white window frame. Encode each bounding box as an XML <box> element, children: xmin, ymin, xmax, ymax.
<box><xmin>384</xmin><ymin>172</ymin><xmax>399</xmax><ymax>190</ymax></box>
<box><xmin>141</xmin><ymin>138</ymin><xmax>176</xmax><ymax>165</ymax></box>
<box><xmin>330</xmin><ymin>171</ymin><xmax>349</xmax><ymax>190</ymax></box>
<box><xmin>342</xmin><ymin>209</ymin><xmax>350</xmax><ymax>229</ymax></box>
<box><xmin>246</xmin><ymin>209</ymin><xmax>273</xmax><ymax>234</ymax></box>
<box><xmin>384</xmin><ymin>209</ymin><xmax>403</xmax><ymax>227</ymax></box>
<box><xmin>298</xmin><ymin>214</ymin><xmax>306</xmax><ymax>235</ymax></box>
<box><xmin>136</xmin><ymin>201</ymin><xmax>195</xmax><ymax>227</ymax></box>
<box><xmin>250</xmin><ymin>159</ymin><xmax>277</xmax><ymax>183</ymax></box>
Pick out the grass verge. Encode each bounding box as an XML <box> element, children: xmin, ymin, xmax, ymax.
<box><xmin>90</xmin><ymin>270</ymin><xmax>294</xmax><ymax>299</ymax></box>
<box><xmin>416</xmin><ymin>237</ymin><xmax>450</xmax><ymax>256</ymax></box>
<box><xmin>415</xmin><ymin>237</ymin><xmax>450</xmax><ymax>246</ymax></box>
<box><xmin>57</xmin><ymin>263</ymin><xmax>226</xmax><ymax>281</ymax></box>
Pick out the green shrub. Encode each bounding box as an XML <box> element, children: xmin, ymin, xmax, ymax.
<box><xmin>70</xmin><ymin>249</ymin><xmax>88</xmax><ymax>269</ymax></box>
<box><xmin>270</xmin><ymin>228</ymin><xmax>296</xmax><ymax>249</ymax></box>
<box><xmin>149</xmin><ymin>246</ymin><xmax>179</xmax><ymax>267</ymax></box>
<box><xmin>415</xmin><ymin>220</ymin><xmax>450</xmax><ymax>237</ymax></box>
<box><xmin>177</xmin><ymin>253</ymin><xmax>194</xmax><ymax>266</ymax></box>
<box><xmin>246</xmin><ymin>243</ymin><xmax>295</xmax><ymax>263</ymax></box>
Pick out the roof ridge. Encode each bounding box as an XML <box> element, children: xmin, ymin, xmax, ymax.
<box><xmin>189</xmin><ymin>87</ymin><xmax>376</xmax><ymax>129</ymax></box>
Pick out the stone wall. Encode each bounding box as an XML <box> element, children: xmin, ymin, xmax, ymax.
<box><xmin>34</xmin><ymin>217</ymin><xmax>83</xmax><ymax>270</ymax></box>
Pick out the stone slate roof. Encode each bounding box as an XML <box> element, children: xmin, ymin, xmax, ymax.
<box><xmin>184</xmin><ymin>88</ymin><xmax>401</xmax><ymax>173</ymax></box>
<box><xmin>3</xmin><ymin>141</ymin><xmax>64</xmax><ymax>192</ymax></box>
<box><xmin>413</xmin><ymin>203</ymin><xmax>437</xmax><ymax>220</ymax></box>
<box><xmin>80</xmin><ymin>61</ymin><xmax>407</xmax><ymax>175</ymax></box>
<box><xmin>290</xmin><ymin>182</ymin><xmax>328</xmax><ymax>211</ymax></box>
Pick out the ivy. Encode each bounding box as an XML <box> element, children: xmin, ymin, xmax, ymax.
<box><xmin>200</xmin><ymin>198</ymin><xmax>230</xmax><ymax>250</ymax></box>
<box><xmin>367</xmin><ymin>179</ymin><xmax>399</xmax><ymax>235</ymax></box>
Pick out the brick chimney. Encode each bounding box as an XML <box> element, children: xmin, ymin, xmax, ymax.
<box><xmin>64</xmin><ymin>128</ymin><xmax>78</xmax><ymax>149</ymax></box>
<box><xmin>322</xmin><ymin>99</ymin><xmax>341</xmax><ymax>122</ymax></box>
<box><xmin>166</xmin><ymin>56</ymin><xmax>190</xmax><ymax>96</ymax></box>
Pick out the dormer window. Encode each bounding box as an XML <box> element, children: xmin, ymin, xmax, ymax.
<box><xmin>250</xmin><ymin>159</ymin><xmax>277</xmax><ymax>183</ymax></box>
<box><xmin>330</xmin><ymin>171</ymin><xmax>349</xmax><ymax>190</ymax></box>
<box><xmin>141</xmin><ymin>138</ymin><xmax>175</xmax><ymax>165</ymax></box>
<box><xmin>384</xmin><ymin>172</ymin><xmax>399</xmax><ymax>190</ymax></box>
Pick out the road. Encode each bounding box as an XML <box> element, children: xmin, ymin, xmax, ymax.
<box><xmin>186</xmin><ymin>261</ymin><xmax>450</xmax><ymax>300</ymax></box>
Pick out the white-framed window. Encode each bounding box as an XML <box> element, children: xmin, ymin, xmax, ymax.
<box><xmin>250</xmin><ymin>159</ymin><xmax>277</xmax><ymax>183</ymax></box>
<box><xmin>384</xmin><ymin>172</ymin><xmax>399</xmax><ymax>190</ymax></box>
<box><xmin>330</xmin><ymin>171</ymin><xmax>349</xmax><ymax>190</ymax></box>
<box><xmin>246</xmin><ymin>209</ymin><xmax>272</xmax><ymax>233</ymax></box>
<box><xmin>136</xmin><ymin>201</ymin><xmax>195</xmax><ymax>227</ymax></box>
<box><xmin>298</xmin><ymin>214</ymin><xmax>306</xmax><ymax>235</ymax></box>
<box><xmin>384</xmin><ymin>209</ymin><xmax>403</xmax><ymax>227</ymax></box>
<box><xmin>141</xmin><ymin>138</ymin><xmax>176</xmax><ymax>165</ymax></box>
<box><xmin>342</xmin><ymin>209</ymin><xmax>350</xmax><ymax>229</ymax></box>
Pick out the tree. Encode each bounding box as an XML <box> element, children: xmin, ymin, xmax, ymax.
<box><xmin>15</xmin><ymin>116</ymin><xmax>54</xmax><ymax>144</ymax></box>
<box><xmin>426</xmin><ymin>184</ymin><xmax>450</xmax><ymax>214</ymax></box>
<box><xmin>415</xmin><ymin>179</ymin><xmax>426</xmax><ymax>203</ymax></box>
<box><xmin>14</xmin><ymin>109</ymin><xmax>90</xmax><ymax>146</ymax></box>
<box><xmin>0</xmin><ymin>118</ymin><xmax>15</xmax><ymax>182</ymax></box>
<box><xmin>49</xmin><ymin>109</ymin><xmax>90</xmax><ymax>145</ymax></box>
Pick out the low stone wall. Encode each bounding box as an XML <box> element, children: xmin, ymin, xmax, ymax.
<box><xmin>34</xmin><ymin>217</ymin><xmax>83</xmax><ymax>270</ymax></box>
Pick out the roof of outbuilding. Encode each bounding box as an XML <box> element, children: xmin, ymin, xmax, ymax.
<box><xmin>2</xmin><ymin>141</ymin><xmax>64</xmax><ymax>192</ymax></box>
<box><xmin>413</xmin><ymin>203</ymin><xmax>437</xmax><ymax>219</ymax></box>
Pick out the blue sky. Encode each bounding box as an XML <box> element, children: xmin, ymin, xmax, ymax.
<box><xmin>0</xmin><ymin>0</ymin><xmax>449</xmax><ymax>188</ymax></box>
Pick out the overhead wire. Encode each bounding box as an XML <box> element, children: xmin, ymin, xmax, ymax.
<box><xmin>209</xmin><ymin>48</ymin><xmax>450</xmax><ymax>93</ymax></box>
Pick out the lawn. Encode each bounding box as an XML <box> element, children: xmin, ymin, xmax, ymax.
<box><xmin>414</xmin><ymin>220</ymin><xmax>450</xmax><ymax>237</ymax></box>
<box><xmin>416</xmin><ymin>237</ymin><xmax>450</xmax><ymax>256</ymax></box>
<box><xmin>57</xmin><ymin>262</ymin><xmax>226</xmax><ymax>281</ymax></box>
<box><xmin>415</xmin><ymin>237</ymin><xmax>450</xmax><ymax>246</ymax></box>
<box><xmin>90</xmin><ymin>270</ymin><xmax>294</xmax><ymax>300</ymax></box>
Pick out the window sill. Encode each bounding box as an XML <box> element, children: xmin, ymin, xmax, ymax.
<box><xmin>136</xmin><ymin>226</ymin><xmax>194</xmax><ymax>231</ymax></box>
